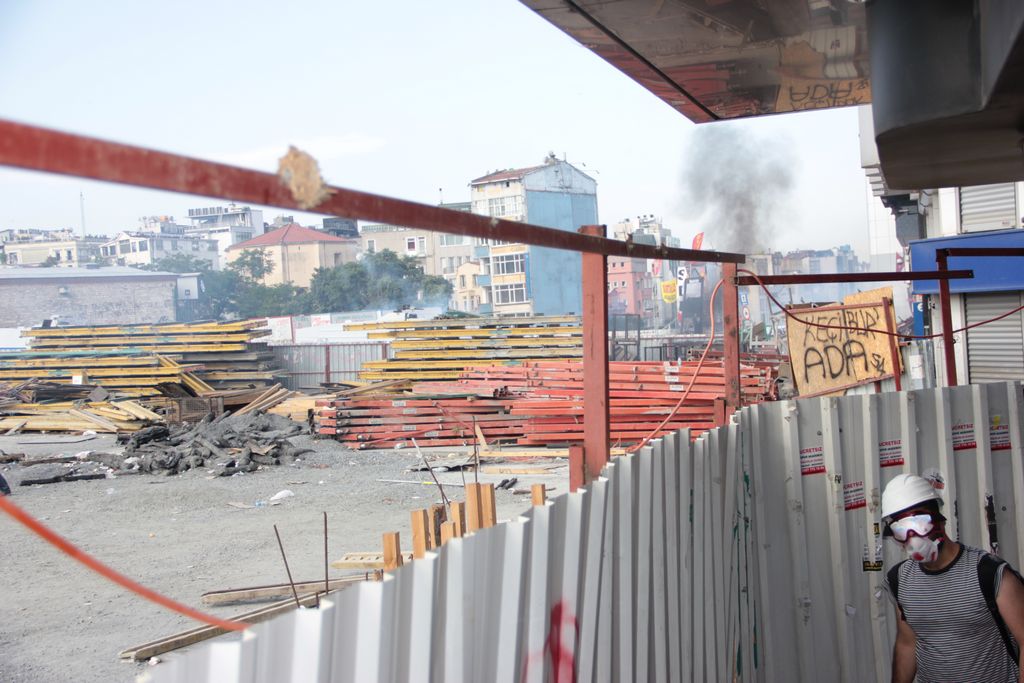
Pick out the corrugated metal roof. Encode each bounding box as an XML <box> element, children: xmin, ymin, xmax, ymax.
<box><xmin>227</xmin><ymin>223</ymin><xmax>354</xmax><ymax>250</ymax></box>
<box><xmin>0</xmin><ymin>266</ymin><xmax>177</xmax><ymax>281</ymax></box>
<box><xmin>469</xmin><ymin>164</ymin><xmax>546</xmax><ymax>185</ymax></box>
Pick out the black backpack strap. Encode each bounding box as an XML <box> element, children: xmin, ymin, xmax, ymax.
<box><xmin>978</xmin><ymin>553</ymin><xmax>1020</xmax><ymax>664</ymax></box>
<box><xmin>887</xmin><ymin>560</ymin><xmax>908</xmax><ymax>618</ymax></box>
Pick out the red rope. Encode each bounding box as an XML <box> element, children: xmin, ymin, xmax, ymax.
<box><xmin>0</xmin><ymin>494</ymin><xmax>250</xmax><ymax>631</ymax></box>
<box><xmin>739</xmin><ymin>268</ymin><xmax>1024</xmax><ymax>340</ymax></box>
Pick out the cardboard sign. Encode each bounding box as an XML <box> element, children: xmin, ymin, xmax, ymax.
<box><xmin>786</xmin><ymin>301</ymin><xmax>897</xmax><ymax>397</ymax></box>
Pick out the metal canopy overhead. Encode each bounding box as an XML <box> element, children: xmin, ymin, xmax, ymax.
<box><xmin>520</xmin><ymin>0</ymin><xmax>871</xmax><ymax>122</ymax></box>
<box><xmin>523</xmin><ymin>0</ymin><xmax>1024</xmax><ymax>189</ymax></box>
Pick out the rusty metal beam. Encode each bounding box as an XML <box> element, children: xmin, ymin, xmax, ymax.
<box><xmin>577</xmin><ymin>224</ymin><xmax>610</xmax><ymax>491</ymax></box>
<box><xmin>0</xmin><ymin>119</ymin><xmax>744</xmax><ymax>264</ymax></box>
<box><xmin>733</xmin><ymin>270</ymin><xmax>973</xmax><ymax>286</ymax></box>
<box><xmin>721</xmin><ymin>262</ymin><xmax>741</xmax><ymax>419</ymax></box>
<box><xmin>936</xmin><ymin>250</ymin><xmax>958</xmax><ymax>387</ymax></box>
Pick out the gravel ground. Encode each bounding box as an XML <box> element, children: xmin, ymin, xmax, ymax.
<box><xmin>0</xmin><ymin>432</ymin><xmax>567</xmax><ymax>682</ymax></box>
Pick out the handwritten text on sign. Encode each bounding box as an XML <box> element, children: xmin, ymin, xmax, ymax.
<box><xmin>786</xmin><ymin>302</ymin><xmax>896</xmax><ymax>397</ymax></box>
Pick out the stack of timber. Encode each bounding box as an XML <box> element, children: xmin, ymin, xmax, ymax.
<box><xmin>0</xmin><ymin>398</ymin><xmax>162</xmax><ymax>433</ymax></box>
<box><xmin>19</xmin><ymin>321</ymin><xmax>284</xmax><ymax>393</ymax></box>
<box><xmin>345</xmin><ymin>315</ymin><xmax>582</xmax><ymax>382</ymax></box>
<box><xmin>317</xmin><ymin>359</ymin><xmax>777</xmax><ymax>448</ymax></box>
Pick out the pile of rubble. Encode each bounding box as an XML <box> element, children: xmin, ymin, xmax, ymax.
<box><xmin>2</xmin><ymin>412</ymin><xmax>312</xmax><ymax>488</ymax></box>
<box><xmin>119</xmin><ymin>412</ymin><xmax>312</xmax><ymax>476</ymax></box>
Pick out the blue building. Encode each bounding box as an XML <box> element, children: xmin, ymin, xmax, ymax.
<box><xmin>469</xmin><ymin>155</ymin><xmax>598</xmax><ymax>316</ymax></box>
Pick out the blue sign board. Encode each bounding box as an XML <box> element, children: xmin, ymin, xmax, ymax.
<box><xmin>909</xmin><ymin>229</ymin><xmax>1024</xmax><ymax>295</ymax></box>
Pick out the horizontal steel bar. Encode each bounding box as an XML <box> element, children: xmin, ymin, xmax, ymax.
<box><xmin>0</xmin><ymin>119</ymin><xmax>744</xmax><ymax>263</ymax></box>
<box><xmin>939</xmin><ymin>248</ymin><xmax>1024</xmax><ymax>258</ymax></box>
<box><xmin>733</xmin><ymin>269</ymin><xmax>974</xmax><ymax>286</ymax></box>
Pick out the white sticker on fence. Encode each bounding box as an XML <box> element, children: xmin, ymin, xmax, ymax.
<box><xmin>800</xmin><ymin>446</ymin><xmax>825</xmax><ymax>475</ymax></box>
<box><xmin>878</xmin><ymin>439</ymin><xmax>904</xmax><ymax>468</ymax></box>
<box><xmin>862</xmin><ymin>522</ymin><xmax>883</xmax><ymax>571</ymax></box>
<box><xmin>952</xmin><ymin>422</ymin><xmax>976</xmax><ymax>451</ymax></box>
<box><xmin>991</xmin><ymin>415</ymin><xmax>1011</xmax><ymax>451</ymax></box>
<box><xmin>844</xmin><ymin>480</ymin><xmax>866</xmax><ymax>511</ymax></box>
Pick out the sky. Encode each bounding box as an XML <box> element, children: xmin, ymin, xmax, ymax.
<box><xmin>0</xmin><ymin>0</ymin><xmax>872</xmax><ymax>257</ymax></box>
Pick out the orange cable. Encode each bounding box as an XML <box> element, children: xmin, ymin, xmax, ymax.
<box><xmin>0</xmin><ymin>494</ymin><xmax>250</xmax><ymax>631</ymax></box>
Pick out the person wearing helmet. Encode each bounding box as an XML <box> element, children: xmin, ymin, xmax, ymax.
<box><xmin>883</xmin><ymin>473</ymin><xmax>1024</xmax><ymax>683</ymax></box>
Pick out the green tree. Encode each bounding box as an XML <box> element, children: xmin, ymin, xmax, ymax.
<box><xmin>144</xmin><ymin>253</ymin><xmax>215</xmax><ymax>273</ymax></box>
<box><xmin>308</xmin><ymin>262</ymin><xmax>369</xmax><ymax>312</ymax></box>
<box><xmin>421</xmin><ymin>275</ymin><xmax>454</xmax><ymax>307</ymax></box>
<box><xmin>228</xmin><ymin>249</ymin><xmax>274</xmax><ymax>281</ymax></box>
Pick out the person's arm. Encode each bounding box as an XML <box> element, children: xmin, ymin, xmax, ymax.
<box><xmin>995</xmin><ymin>568</ymin><xmax>1024</xmax><ymax>683</ymax></box>
<box><xmin>892</xmin><ymin>604</ymin><xmax>917</xmax><ymax>683</ymax></box>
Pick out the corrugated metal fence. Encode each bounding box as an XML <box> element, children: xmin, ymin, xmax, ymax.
<box><xmin>271</xmin><ymin>342</ymin><xmax>389</xmax><ymax>390</ymax></box>
<box><xmin>148</xmin><ymin>381</ymin><xmax>1024</xmax><ymax>682</ymax></box>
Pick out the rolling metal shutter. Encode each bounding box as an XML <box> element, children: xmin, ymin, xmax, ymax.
<box><xmin>959</xmin><ymin>183</ymin><xmax>1018</xmax><ymax>232</ymax></box>
<box><xmin>966</xmin><ymin>292</ymin><xmax>1024</xmax><ymax>382</ymax></box>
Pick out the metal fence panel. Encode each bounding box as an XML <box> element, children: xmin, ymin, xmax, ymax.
<box><xmin>271</xmin><ymin>342</ymin><xmax>388</xmax><ymax>390</ymax></box>
<box><xmin>149</xmin><ymin>382</ymin><xmax>1024</xmax><ymax>683</ymax></box>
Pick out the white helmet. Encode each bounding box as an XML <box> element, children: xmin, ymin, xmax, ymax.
<box><xmin>881</xmin><ymin>473</ymin><xmax>942</xmax><ymax>520</ymax></box>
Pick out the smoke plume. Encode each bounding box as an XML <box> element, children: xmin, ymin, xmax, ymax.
<box><xmin>679</xmin><ymin>125</ymin><xmax>796</xmax><ymax>254</ymax></box>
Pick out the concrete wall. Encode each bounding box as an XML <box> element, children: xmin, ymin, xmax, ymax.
<box><xmin>524</xmin><ymin>190</ymin><xmax>598</xmax><ymax>315</ymax></box>
<box><xmin>226</xmin><ymin>241</ymin><xmax>359</xmax><ymax>288</ymax></box>
<box><xmin>0</xmin><ymin>277</ymin><xmax>177</xmax><ymax>327</ymax></box>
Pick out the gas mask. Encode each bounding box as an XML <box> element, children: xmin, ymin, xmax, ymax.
<box><xmin>889</xmin><ymin>513</ymin><xmax>944</xmax><ymax>563</ymax></box>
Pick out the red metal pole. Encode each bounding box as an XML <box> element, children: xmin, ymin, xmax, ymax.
<box><xmin>0</xmin><ymin>120</ymin><xmax>743</xmax><ymax>266</ymax></box>
<box><xmin>936</xmin><ymin>250</ymin><xmax>958</xmax><ymax>387</ymax></box>
<box><xmin>577</xmin><ymin>224</ymin><xmax>610</xmax><ymax>491</ymax></box>
<box><xmin>722</xmin><ymin>263</ymin><xmax>741</xmax><ymax>420</ymax></box>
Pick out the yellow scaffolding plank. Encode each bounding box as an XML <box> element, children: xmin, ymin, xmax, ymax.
<box><xmin>392</xmin><ymin>348</ymin><xmax>582</xmax><ymax>360</ymax></box>
<box><xmin>389</xmin><ymin>338</ymin><xmax>581</xmax><ymax>350</ymax></box>
<box><xmin>361</xmin><ymin>359</ymin><xmax>531</xmax><ymax>370</ymax></box>
<box><xmin>357</xmin><ymin>370</ymin><xmax>463</xmax><ymax>380</ymax></box>
<box><xmin>0</xmin><ymin>366</ymin><xmax>196</xmax><ymax>379</ymax></box>
<box><xmin>29</xmin><ymin>333</ymin><xmax>258</xmax><ymax>347</ymax></box>
<box><xmin>22</xmin><ymin>321</ymin><xmax>264</xmax><ymax>337</ymax></box>
<box><xmin>23</xmin><ymin>343</ymin><xmax>250</xmax><ymax>353</ymax></box>
<box><xmin>367</xmin><ymin>326</ymin><xmax>582</xmax><ymax>340</ymax></box>
<box><xmin>0</xmin><ymin>356</ymin><xmax>163</xmax><ymax>369</ymax></box>
<box><xmin>343</xmin><ymin>315</ymin><xmax>580</xmax><ymax>331</ymax></box>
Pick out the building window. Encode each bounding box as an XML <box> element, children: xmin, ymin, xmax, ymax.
<box><xmin>487</xmin><ymin>195</ymin><xmax>523</xmax><ymax>218</ymax></box>
<box><xmin>406</xmin><ymin>237</ymin><xmax>417</xmax><ymax>252</ymax></box>
<box><xmin>138</xmin><ymin>241</ymin><xmax>148</xmax><ymax>251</ymax></box>
<box><xmin>366</xmin><ymin>239</ymin><xmax>376</xmax><ymax>253</ymax></box>
<box><xmin>459</xmin><ymin>275</ymin><xmax>467</xmax><ymax>288</ymax></box>
<box><xmin>494</xmin><ymin>283</ymin><xmax>527</xmax><ymax>304</ymax></box>
<box><xmin>440</xmin><ymin>234</ymin><xmax>467</xmax><ymax>247</ymax></box>
<box><xmin>492</xmin><ymin>252</ymin><xmax>526</xmax><ymax>275</ymax></box>
<box><xmin>119</xmin><ymin>241</ymin><xmax>131</xmax><ymax>254</ymax></box>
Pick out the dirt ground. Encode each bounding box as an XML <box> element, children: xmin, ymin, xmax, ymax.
<box><xmin>0</xmin><ymin>432</ymin><xmax>567</xmax><ymax>683</ymax></box>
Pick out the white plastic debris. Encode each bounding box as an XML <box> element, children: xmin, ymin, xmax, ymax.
<box><xmin>269</xmin><ymin>489</ymin><xmax>294</xmax><ymax>501</ymax></box>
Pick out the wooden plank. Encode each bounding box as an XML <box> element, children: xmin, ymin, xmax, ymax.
<box><xmin>449</xmin><ymin>501</ymin><xmax>467</xmax><ymax>537</ymax></box>
<box><xmin>440</xmin><ymin>521</ymin><xmax>457</xmax><ymax>545</ymax></box>
<box><xmin>330</xmin><ymin>551</ymin><xmax>414</xmax><ymax>570</ymax></box>
<box><xmin>428</xmin><ymin>504</ymin><xmax>447</xmax><ymax>549</ymax></box>
<box><xmin>464</xmin><ymin>484</ymin><xmax>483</xmax><ymax>533</ymax></box>
<box><xmin>480</xmin><ymin>483</ymin><xmax>497</xmax><ymax>528</ymax></box>
<box><xmin>532</xmin><ymin>483</ymin><xmax>547</xmax><ymax>506</ymax></box>
<box><xmin>410</xmin><ymin>509</ymin><xmax>429</xmax><ymax>560</ymax></box>
<box><xmin>119</xmin><ymin>593</ymin><xmax>320</xmax><ymax>661</ymax></box>
<box><xmin>383</xmin><ymin>532</ymin><xmax>403</xmax><ymax>571</ymax></box>
<box><xmin>200</xmin><ymin>576</ymin><xmax>365</xmax><ymax>606</ymax></box>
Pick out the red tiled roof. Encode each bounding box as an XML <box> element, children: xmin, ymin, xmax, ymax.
<box><xmin>227</xmin><ymin>224</ymin><xmax>353</xmax><ymax>250</ymax></box>
<box><xmin>469</xmin><ymin>164</ymin><xmax>546</xmax><ymax>185</ymax></box>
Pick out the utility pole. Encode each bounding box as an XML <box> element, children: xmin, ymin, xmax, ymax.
<box><xmin>79</xmin><ymin>192</ymin><xmax>86</xmax><ymax>238</ymax></box>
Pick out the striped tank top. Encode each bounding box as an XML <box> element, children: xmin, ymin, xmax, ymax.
<box><xmin>888</xmin><ymin>545</ymin><xmax>1018</xmax><ymax>683</ymax></box>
